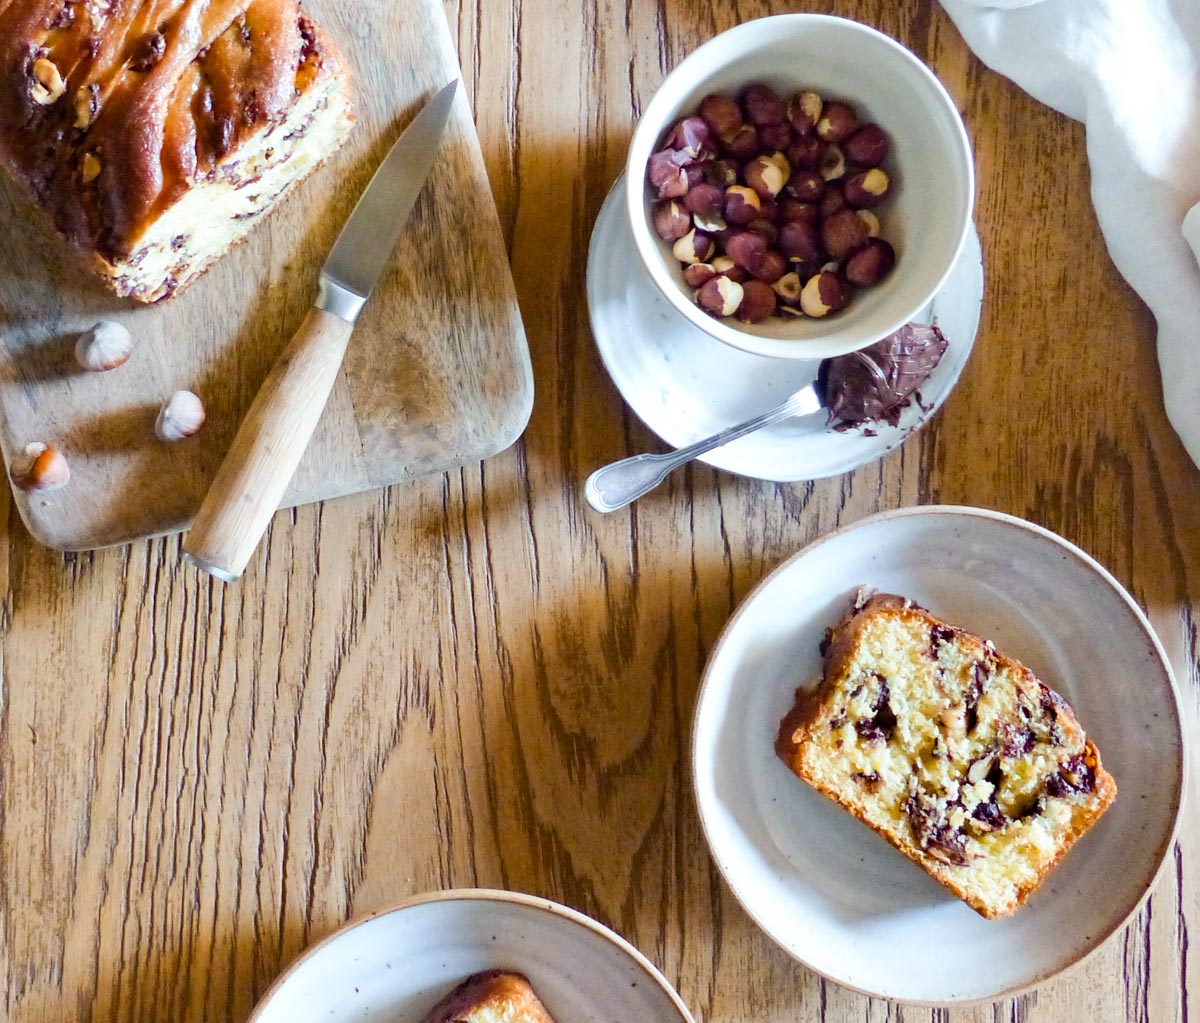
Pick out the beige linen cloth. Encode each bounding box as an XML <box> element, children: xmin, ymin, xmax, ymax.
<box><xmin>941</xmin><ymin>0</ymin><xmax>1200</xmax><ymax>469</ymax></box>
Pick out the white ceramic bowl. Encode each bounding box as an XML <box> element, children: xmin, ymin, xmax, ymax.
<box><xmin>248</xmin><ymin>889</ymin><xmax>696</xmax><ymax>1023</ymax></box>
<box><xmin>692</xmin><ymin>507</ymin><xmax>1185</xmax><ymax>1002</ymax></box>
<box><xmin>626</xmin><ymin>15</ymin><xmax>975</xmax><ymax>360</ymax></box>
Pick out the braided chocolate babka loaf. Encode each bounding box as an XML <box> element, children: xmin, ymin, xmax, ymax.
<box><xmin>0</xmin><ymin>0</ymin><xmax>353</xmax><ymax>301</ymax></box>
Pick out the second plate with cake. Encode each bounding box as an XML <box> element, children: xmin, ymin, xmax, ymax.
<box><xmin>247</xmin><ymin>889</ymin><xmax>694</xmax><ymax>1023</ymax></box>
<box><xmin>691</xmin><ymin>506</ymin><xmax>1184</xmax><ymax>1002</ymax></box>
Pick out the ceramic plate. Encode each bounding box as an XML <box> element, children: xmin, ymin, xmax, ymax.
<box><xmin>586</xmin><ymin>177</ymin><xmax>983</xmax><ymax>482</ymax></box>
<box><xmin>248</xmin><ymin>889</ymin><xmax>695</xmax><ymax>1023</ymax></box>
<box><xmin>692</xmin><ymin>507</ymin><xmax>1185</xmax><ymax>1003</ymax></box>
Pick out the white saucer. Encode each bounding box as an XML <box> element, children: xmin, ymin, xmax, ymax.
<box><xmin>692</xmin><ymin>507</ymin><xmax>1185</xmax><ymax>1003</ymax></box>
<box><xmin>586</xmin><ymin>177</ymin><xmax>984</xmax><ymax>482</ymax></box>
<box><xmin>249</xmin><ymin>889</ymin><xmax>695</xmax><ymax>1023</ymax></box>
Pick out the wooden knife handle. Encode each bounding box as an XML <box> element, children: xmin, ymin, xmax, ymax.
<box><xmin>183</xmin><ymin>307</ymin><xmax>355</xmax><ymax>581</ymax></box>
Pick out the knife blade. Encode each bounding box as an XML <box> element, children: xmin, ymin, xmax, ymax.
<box><xmin>182</xmin><ymin>80</ymin><xmax>459</xmax><ymax>582</ymax></box>
<box><xmin>318</xmin><ymin>79</ymin><xmax>459</xmax><ymax>322</ymax></box>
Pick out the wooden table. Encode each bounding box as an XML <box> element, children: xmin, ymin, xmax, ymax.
<box><xmin>0</xmin><ymin>1</ymin><xmax>1195</xmax><ymax>1021</ymax></box>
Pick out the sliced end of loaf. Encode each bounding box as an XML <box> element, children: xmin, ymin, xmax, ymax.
<box><xmin>93</xmin><ymin>22</ymin><xmax>353</xmax><ymax>303</ymax></box>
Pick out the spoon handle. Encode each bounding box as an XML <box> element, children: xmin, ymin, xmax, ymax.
<box><xmin>585</xmin><ymin>381</ymin><xmax>823</xmax><ymax>513</ymax></box>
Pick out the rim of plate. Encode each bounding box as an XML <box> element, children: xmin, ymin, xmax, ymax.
<box><xmin>247</xmin><ymin>887</ymin><xmax>697</xmax><ymax>1023</ymax></box>
<box><xmin>690</xmin><ymin>504</ymin><xmax>1188</xmax><ymax>1005</ymax></box>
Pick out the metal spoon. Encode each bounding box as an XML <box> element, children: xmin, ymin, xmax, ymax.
<box><xmin>584</xmin><ymin>380</ymin><xmax>824</xmax><ymax>513</ymax></box>
<box><xmin>585</xmin><ymin>349</ymin><xmax>896</xmax><ymax>513</ymax></box>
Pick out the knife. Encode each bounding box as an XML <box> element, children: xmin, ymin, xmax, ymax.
<box><xmin>183</xmin><ymin>80</ymin><xmax>459</xmax><ymax>582</ymax></box>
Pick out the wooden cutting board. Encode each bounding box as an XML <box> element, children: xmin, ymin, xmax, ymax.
<box><xmin>0</xmin><ymin>0</ymin><xmax>532</xmax><ymax>552</ymax></box>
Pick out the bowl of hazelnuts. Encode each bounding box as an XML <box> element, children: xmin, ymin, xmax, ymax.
<box><xmin>627</xmin><ymin>14</ymin><xmax>975</xmax><ymax>360</ymax></box>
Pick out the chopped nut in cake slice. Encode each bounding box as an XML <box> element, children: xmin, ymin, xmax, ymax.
<box><xmin>776</xmin><ymin>591</ymin><xmax>1116</xmax><ymax>919</ymax></box>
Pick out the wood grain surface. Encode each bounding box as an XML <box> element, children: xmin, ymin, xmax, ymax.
<box><xmin>0</xmin><ymin>1</ymin><xmax>1196</xmax><ymax>1022</ymax></box>
<box><xmin>0</xmin><ymin>0</ymin><xmax>532</xmax><ymax>552</ymax></box>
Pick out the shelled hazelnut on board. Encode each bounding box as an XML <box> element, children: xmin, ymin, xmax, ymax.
<box><xmin>156</xmin><ymin>391</ymin><xmax>206</xmax><ymax>442</ymax></box>
<box><xmin>75</xmin><ymin>321</ymin><xmax>133</xmax><ymax>372</ymax></box>
<box><xmin>11</xmin><ymin>443</ymin><xmax>69</xmax><ymax>493</ymax></box>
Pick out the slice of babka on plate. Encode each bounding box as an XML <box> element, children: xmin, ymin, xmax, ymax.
<box><xmin>776</xmin><ymin>590</ymin><xmax>1117</xmax><ymax>919</ymax></box>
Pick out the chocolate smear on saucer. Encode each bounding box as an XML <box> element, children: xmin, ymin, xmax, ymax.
<box><xmin>819</xmin><ymin>323</ymin><xmax>949</xmax><ymax>427</ymax></box>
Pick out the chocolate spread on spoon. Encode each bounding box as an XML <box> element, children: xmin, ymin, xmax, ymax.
<box><xmin>819</xmin><ymin>322</ymin><xmax>949</xmax><ymax>427</ymax></box>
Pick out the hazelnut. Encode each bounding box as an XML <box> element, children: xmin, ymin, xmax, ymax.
<box><xmin>758</xmin><ymin>121</ymin><xmax>792</xmax><ymax>152</ymax></box>
<box><xmin>742</xmin><ymin>83</ymin><xmax>786</xmax><ymax>126</ymax></box>
<box><xmin>648</xmin><ymin>149</ymin><xmax>689</xmax><ymax>200</ymax></box>
<box><xmin>10</xmin><ymin>443</ymin><xmax>69</xmax><ymax>493</ymax></box>
<box><xmin>685</xmin><ymin>182</ymin><xmax>725</xmax><ymax>220</ymax></box>
<box><xmin>129</xmin><ymin>31</ymin><xmax>166</xmax><ymax>72</ymax></box>
<box><xmin>843</xmin><ymin>124</ymin><xmax>889</xmax><ymax>167</ymax></box>
<box><xmin>156</xmin><ymin>390</ymin><xmax>206</xmax><ymax>442</ymax></box>
<box><xmin>712</xmin><ymin>256</ymin><xmax>748</xmax><ymax>283</ymax></box>
<box><xmin>845</xmin><ymin>238</ymin><xmax>896</xmax><ymax>286</ymax></box>
<box><xmin>856</xmin><ymin>209</ymin><xmax>881</xmax><ymax>237</ymax></box>
<box><xmin>821</xmin><ymin>209</ymin><xmax>870</xmax><ymax>260</ymax></box>
<box><xmin>722</xmin><ymin>124</ymin><xmax>759</xmax><ymax>160</ymax></box>
<box><xmin>736</xmin><ymin>280</ymin><xmax>778</xmax><ymax>323</ymax></box>
<box><xmin>652</xmin><ymin>200</ymin><xmax>691</xmax><ymax>241</ymax></box>
<box><xmin>967</xmin><ymin>754</ymin><xmax>996</xmax><ymax>784</ymax></box>
<box><xmin>844</xmin><ymin>168</ymin><xmax>892</xmax><ymax>208</ymax></box>
<box><xmin>800</xmin><ymin>272</ymin><xmax>850</xmax><ymax>317</ymax></box>
<box><xmin>940</xmin><ymin>705</ymin><xmax>967</xmax><ymax>741</ymax></box>
<box><xmin>750</xmin><ymin>249</ymin><xmax>788</xmax><ymax>284</ymax></box>
<box><xmin>779</xmin><ymin>199</ymin><xmax>819</xmax><ymax>224</ymax></box>
<box><xmin>74</xmin><ymin>83</ymin><xmax>99</xmax><ymax>129</ymax></box>
<box><xmin>81</xmin><ymin>152</ymin><xmax>101</xmax><ymax>184</ymax></box>
<box><xmin>724</xmin><ymin>230</ymin><xmax>767</xmax><ymax>273</ymax></box>
<box><xmin>786</xmin><ymin>136</ymin><xmax>826</xmax><ymax>170</ymax></box>
<box><xmin>746</xmin><ymin>218</ymin><xmax>778</xmax><ymax>245</ymax></box>
<box><xmin>31</xmin><ymin>58</ymin><xmax>65</xmax><ymax>105</ymax></box>
<box><xmin>778</xmin><ymin>220</ymin><xmax>823</xmax><ymax>263</ymax></box>
<box><xmin>743</xmin><ymin>153</ymin><xmax>788</xmax><ymax>199</ymax></box>
<box><xmin>816</xmin><ymin>101</ymin><xmax>858</xmax><ymax>142</ymax></box>
<box><xmin>75</xmin><ymin>320</ymin><xmax>133</xmax><ymax>372</ymax></box>
<box><xmin>672</xmin><ymin>228</ymin><xmax>714</xmax><ymax>264</ymax></box>
<box><xmin>788</xmin><ymin>91</ymin><xmax>823</xmax><ymax>136</ymax></box>
<box><xmin>665</xmin><ymin>116</ymin><xmax>715</xmax><ymax>161</ymax></box>
<box><xmin>699</xmin><ymin>93</ymin><xmax>743</xmax><ymax>141</ymax></box>
<box><xmin>706</xmin><ymin>159</ymin><xmax>740</xmax><ymax>187</ymax></box>
<box><xmin>819</xmin><ymin>186</ymin><xmax>847</xmax><ymax>219</ymax></box>
<box><xmin>818</xmin><ymin>143</ymin><xmax>846</xmax><ymax>182</ymax></box>
<box><xmin>696</xmin><ymin>275</ymin><xmax>744</xmax><ymax>317</ymax></box>
<box><xmin>772</xmin><ymin>272</ymin><xmax>803</xmax><ymax>305</ymax></box>
<box><xmin>786</xmin><ymin>170</ymin><xmax>824</xmax><ymax>203</ymax></box>
<box><xmin>684</xmin><ymin>262</ymin><xmax>717</xmax><ymax>288</ymax></box>
<box><xmin>723</xmin><ymin>185</ymin><xmax>762</xmax><ymax>225</ymax></box>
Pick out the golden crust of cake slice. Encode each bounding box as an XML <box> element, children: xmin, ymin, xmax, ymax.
<box><xmin>776</xmin><ymin>591</ymin><xmax>1117</xmax><ymax>919</ymax></box>
<box><xmin>420</xmin><ymin>970</ymin><xmax>558</xmax><ymax>1023</ymax></box>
